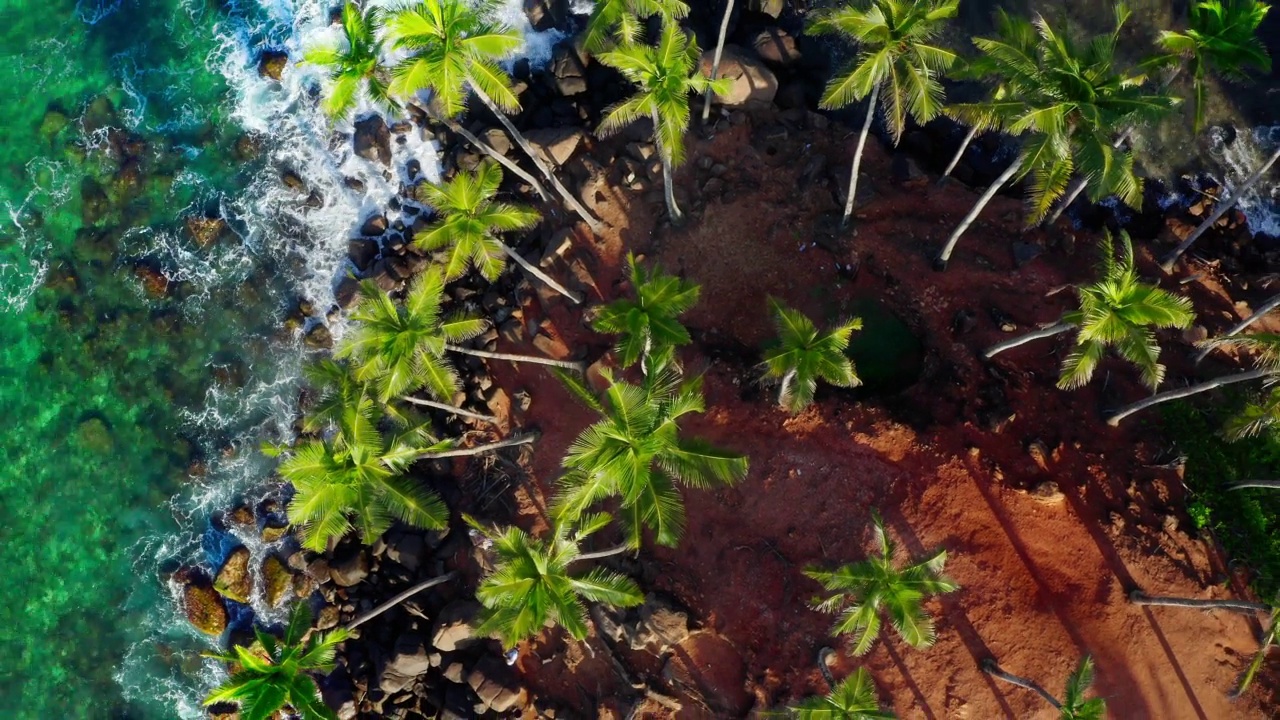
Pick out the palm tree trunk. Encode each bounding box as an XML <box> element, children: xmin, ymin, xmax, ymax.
<box><xmin>415</xmin><ymin>432</ymin><xmax>539</xmax><ymax>460</ymax></box>
<box><xmin>939</xmin><ymin>125</ymin><xmax>979</xmax><ymax>183</ymax></box>
<box><xmin>982</xmin><ymin>659</ymin><xmax>1063</xmax><ymax>710</ymax></box>
<box><xmin>840</xmin><ymin>84</ymin><xmax>880</xmax><ymax>230</ymax></box>
<box><xmin>427</xmin><ymin>106</ymin><xmax>551</xmax><ymax>201</ymax></box>
<box><xmin>399</xmin><ymin>396</ymin><xmax>497</xmax><ymax>423</ymax></box>
<box><xmin>817</xmin><ymin>646</ymin><xmax>838</xmax><ymax>690</ymax></box>
<box><xmin>574</xmin><ymin>544</ymin><xmax>634</xmax><ymax>563</ymax></box>
<box><xmin>345</xmin><ymin>572</ymin><xmax>457</xmax><ymax>630</ymax></box>
<box><xmin>1129</xmin><ymin>589</ymin><xmax>1271</xmax><ymax>614</ymax></box>
<box><xmin>1105</xmin><ymin>368</ymin><xmax>1272</xmax><ymax>426</ymax></box>
<box><xmin>1193</xmin><ymin>293</ymin><xmax>1280</xmax><ymax>365</ymax></box>
<box><xmin>652</xmin><ymin>108</ymin><xmax>683</xmax><ymax>225</ymax></box>
<box><xmin>447</xmin><ymin>344</ymin><xmax>587</xmax><ymax>372</ymax></box>
<box><xmin>1230</xmin><ymin>480</ymin><xmax>1280</xmax><ymax>490</ymax></box>
<box><xmin>935</xmin><ymin>156</ymin><xmax>1024</xmax><ymax>271</ymax></box>
<box><xmin>700</xmin><ymin>0</ymin><xmax>735</xmax><ymax>125</ymax></box>
<box><xmin>1160</xmin><ymin>145</ymin><xmax>1280</xmax><ymax>272</ymax></box>
<box><xmin>469</xmin><ymin>83</ymin><xmax>603</xmax><ymax>233</ymax></box>
<box><xmin>1236</xmin><ymin>614</ymin><xmax>1278</xmax><ymax>696</ymax></box>
<box><xmin>1044</xmin><ymin>115</ymin><xmax>1137</xmax><ymax>226</ymax></box>
<box><xmin>983</xmin><ymin>321</ymin><xmax>1074</xmax><ymax>359</ymax></box>
<box><xmin>500</xmin><ymin>243</ymin><xmax>582</xmax><ymax>304</ymax></box>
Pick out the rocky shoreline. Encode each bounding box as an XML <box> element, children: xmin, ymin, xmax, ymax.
<box><xmin>173</xmin><ymin>2</ymin><xmax>1278</xmax><ymax>718</ymax></box>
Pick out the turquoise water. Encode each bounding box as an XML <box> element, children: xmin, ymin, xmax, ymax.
<box><xmin>0</xmin><ymin>0</ymin><xmax>296</xmax><ymax>716</ymax></box>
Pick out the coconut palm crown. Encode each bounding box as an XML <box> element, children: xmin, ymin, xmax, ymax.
<box><xmin>384</xmin><ymin>0</ymin><xmax>522</xmax><ymax>115</ymax></box>
<box><xmin>302</xmin><ymin>2</ymin><xmax>395</xmax><ymax>120</ymax></box>
<box><xmin>592</xmin><ymin>253</ymin><xmax>700</xmax><ymax>371</ymax></box>
<box><xmin>338</xmin><ymin>269</ymin><xmax>486</xmax><ymax>405</ymax></box>
<box><xmin>203</xmin><ymin>603</ymin><xmax>350</xmax><ymax>720</ymax></box>
<box><xmin>805</xmin><ymin>511</ymin><xmax>958</xmax><ymax>655</ymax></box>
<box><xmin>415</xmin><ymin>160</ymin><xmax>541</xmax><ymax>282</ymax></box>
<box><xmin>762</xmin><ymin>299</ymin><xmax>862</xmax><ymax>414</ymax></box>
<box><xmin>553</xmin><ymin>364</ymin><xmax>749</xmax><ymax>548</ymax></box>
<box><xmin>1148</xmin><ymin>0</ymin><xmax>1272</xmax><ymax>132</ymax></box>
<box><xmin>583</xmin><ymin>0</ymin><xmax>690</xmax><ymax>54</ymax></box>
<box><xmin>468</xmin><ymin>513</ymin><xmax>644</xmax><ymax>647</ymax></box>
<box><xmin>1058</xmin><ymin>657</ymin><xmax>1107</xmax><ymax>720</ymax></box>
<box><xmin>279</xmin><ymin>391</ymin><xmax>449</xmax><ymax>552</ymax></box>
<box><xmin>1056</xmin><ymin>232</ymin><xmax>1195</xmax><ymax>390</ymax></box>
<box><xmin>790</xmin><ymin>666</ymin><xmax>896</xmax><ymax>719</ymax></box>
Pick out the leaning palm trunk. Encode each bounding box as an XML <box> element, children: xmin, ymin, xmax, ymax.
<box><xmin>573</xmin><ymin>543</ymin><xmax>634</xmax><ymax>563</ymax></box>
<box><xmin>1106</xmin><ymin>368</ymin><xmax>1273</xmax><ymax>426</ymax></box>
<box><xmin>1236</xmin><ymin>610</ymin><xmax>1279</xmax><ymax>696</ymax></box>
<box><xmin>840</xmin><ymin>84</ymin><xmax>880</xmax><ymax>230</ymax></box>
<box><xmin>470</xmin><ymin>84</ymin><xmax>603</xmax><ymax>232</ymax></box>
<box><xmin>1160</xmin><ymin>145</ymin><xmax>1280</xmax><ymax>272</ymax></box>
<box><xmin>416</xmin><ymin>432</ymin><xmax>539</xmax><ymax>460</ymax></box>
<box><xmin>816</xmin><ymin>646</ymin><xmax>838</xmax><ymax>690</ymax></box>
<box><xmin>427</xmin><ymin>106</ymin><xmax>551</xmax><ymax>201</ymax></box>
<box><xmin>939</xmin><ymin>125</ymin><xmax>979</xmax><ymax>182</ymax></box>
<box><xmin>983</xmin><ymin>321</ymin><xmax>1074</xmax><ymax>358</ymax></box>
<box><xmin>447</xmin><ymin>344</ymin><xmax>586</xmax><ymax>372</ymax></box>
<box><xmin>700</xmin><ymin>0</ymin><xmax>735</xmax><ymax>124</ymax></box>
<box><xmin>400</xmin><ymin>396</ymin><xmax>497</xmax><ymax>423</ymax></box>
<box><xmin>935</xmin><ymin>155</ymin><xmax>1024</xmax><ymax>270</ymax></box>
<box><xmin>1230</xmin><ymin>480</ymin><xmax>1280</xmax><ymax>490</ymax></box>
<box><xmin>653</xmin><ymin>108</ymin><xmax>683</xmax><ymax>225</ymax></box>
<box><xmin>1129</xmin><ymin>589</ymin><xmax>1271</xmax><ymax>614</ymax></box>
<box><xmin>1193</xmin><ymin>293</ymin><xmax>1280</xmax><ymax>365</ymax></box>
<box><xmin>346</xmin><ymin>572</ymin><xmax>457</xmax><ymax>630</ymax></box>
<box><xmin>500</xmin><ymin>243</ymin><xmax>582</xmax><ymax>304</ymax></box>
<box><xmin>982</xmin><ymin>659</ymin><xmax>1063</xmax><ymax>710</ymax></box>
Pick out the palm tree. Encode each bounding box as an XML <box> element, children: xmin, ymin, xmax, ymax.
<box><xmin>301</xmin><ymin>3</ymin><xmax>394</xmax><ymax>121</ymax></box>
<box><xmin>416</xmin><ymin>161</ymin><xmax>580</xmax><ymax>303</ymax></box>
<box><xmin>597</xmin><ymin>23</ymin><xmax>728</xmax><ymax>225</ymax></box>
<box><xmin>934</xmin><ymin>8</ymin><xmax>1177</xmax><ymax>270</ymax></box>
<box><xmin>1194</xmin><ymin>292</ymin><xmax>1280</xmax><ymax>365</ymax></box>
<box><xmin>761</xmin><ymin>298</ymin><xmax>862</xmax><ymax>413</ymax></box>
<box><xmin>203</xmin><ymin>603</ymin><xmax>350</xmax><ymax>720</ymax></box>
<box><xmin>982</xmin><ymin>656</ymin><xmax>1106</xmax><ymax>719</ymax></box>
<box><xmin>1107</xmin><ymin>334</ymin><xmax>1280</xmax><ymax>426</ymax></box>
<box><xmin>468</xmin><ymin>513</ymin><xmax>644</xmax><ymax>647</ymax></box>
<box><xmin>1238</xmin><ymin>606</ymin><xmax>1279</xmax><ymax>695</ymax></box>
<box><xmin>809</xmin><ymin>0</ymin><xmax>960</xmax><ymax>229</ymax></box>
<box><xmin>592</xmin><ymin>253</ymin><xmax>700</xmax><ymax>372</ymax></box>
<box><xmin>279</xmin><ymin>392</ymin><xmax>451</xmax><ymax>552</ymax></box>
<box><xmin>805</xmin><ymin>511</ymin><xmax>958</xmax><ymax>655</ymax></box>
<box><xmin>790</xmin><ymin>649</ymin><xmax>895</xmax><ymax>719</ymax></box>
<box><xmin>553</xmin><ymin>365</ymin><xmax>749</xmax><ymax>547</ymax></box>
<box><xmin>339</xmin><ymin>269</ymin><xmax>584</xmax><ymax>410</ymax></box>
<box><xmin>303</xmin><ymin>357</ymin><xmax>494</xmax><ymax>428</ymax></box>
<box><xmin>583</xmin><ymin>0</ymin><xmax>690</xmax><ymax>54</ymax></box>
<box><xmin>700</xmin><ymin>0</ymin><xmax>735</xmax><ymax>124</ymax></box>
<box><xmin>384</xmin><ymin>0</ymin><xmax>601</xmax><ymax>230</ymax></box>
<box><xmin>983</xmin><ymin>232</ymin><xmax>1195</xmax><ymax>391</ymax></box>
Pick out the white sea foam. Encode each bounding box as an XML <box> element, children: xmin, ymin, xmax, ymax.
<box><xmin>1205</xmin><ymin>125</ymin><xmax>1280</xmax><ymax>239</ymax></box>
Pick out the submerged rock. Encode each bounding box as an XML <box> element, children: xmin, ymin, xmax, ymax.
<box><xmin>214</xmin><ymin>547</ymin><xmax>252</xmax><ymax>604</ymax></box>
<box><xmin>257</xmin><ymin>49</ymin><xmax>288</xmax><ymax>81</ymax></box>
<box><xmin>185</xmin><ymin>214</ymin><xmax>228</xmax><ymax>248</ymax></box>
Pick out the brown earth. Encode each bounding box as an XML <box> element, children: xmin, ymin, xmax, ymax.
<box><xmin>484</xmin><ymin>107</ymin><xmax>1278</xmax><ymax>719</ymax></box>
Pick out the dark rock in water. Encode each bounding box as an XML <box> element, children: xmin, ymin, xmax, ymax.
<box><xmin>348</xmin><ymin>238</ymin><xmax>380</xmax><ymax>272</ymax></box>
<box><xmin>753</xmin><ymin>27</ymin><xmax>800</xmax><ymax>66</ymax></box>
<box><xmin>181</xmin><ymin>574</ymin><xmax>228</xmax><ymax>636</ymax></box>
<box><xmin>368</xmin><ymin>259</ymin><xmax>400</xmax><ymax>292</ymax></box>
<box><xmin>353</xmin><ymin>116</ymin><xmax>393</xmax><ymax>166</ymax></box>
<box><xmin>304</xmin><ymin>324</ymin><xmax>334</xmax><ymax>350</ymax></box>
<box><xmin>185</xmin><ymin>214</ymin><xmax>228</xmax><ymax>248</ymax></box>
<box><xmin>257</xmin><ymin>49</ymin><xmax>288</xmax><ymax>81</ymax></box>
<box><xmin>360</xmin><ymin>214</ymin><xmax>389</xmax><ymax>236</ymax></box>
<box><xmin>80</xmin><ymin>177</ymin><xmax>110</xmax><ymax>225</ymax></box>
<box><xmin>281</xmin><ymin>170</ymin><xmax>307</xmax><ymax>193</ymax></box>
<box><xmin>262</xmin><ymin>555</ymin><xmax>291</xmax><ymax>608</ymax></box>
<box><xmin>698</xmin><ymin>46</ymin><xmax>777</xmax><ymax>107</ymax></box>
<box><xmin>1011</xmin><ymin>241</ymin><xmax>1042</xmax><ymax>267</ymax></box>
<box><xmin>335</xmin><ymin>276</ymin><xmax>361</xmax><ymax>309</ymax></box>
<box><xmin>343</xmin><ymin>176</ymin><xmax>366</xmax><ymax>193</ymax></box>
<box><xmin>388</xmin><ymin>120</ymin><xmax>413</xmax><ymax>134</ymax></box>
<box><xmin>214</xmin><ymin>546</ymin><xmax>252</xmax><ymax>604</ymax></box>
<box><xmin>133</xmin><ymin>263</ymin><xmax>170</xmax><ymax>298</ymax></box>
<box><xmin>233</xmin><ymin>133</ymin><xmax>263</xmax><ymax>161</ymax></box>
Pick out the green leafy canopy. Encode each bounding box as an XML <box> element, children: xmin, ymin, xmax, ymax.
<box><xmin>203</xmin><ymin>603</ymin><xmax>351</xmax><ymax>720</ymax></box>
<box><xmin>301</xmin><ymin>3</ymin><xmax>397</xmax><ymax>120</ymax></box>
<box><xmin>805</xmin><ymin>512</ymin><xmax>958</xmax><ymax>655</ymax></box>
<box><xmin>1060</xmin><ymin>656</ymin><xmax>1107</xmax><ymax>720</ymax></box>
<box><xmin>790</xmin><ymin>666</ymin><xmax>896</xmax><ymax>719</ymax></box>
<box><xmin>761</xmin><ymin>298</ymin><xmax>862</xmax><ymax>414</ymax></box>
<box><xmin>582</xmin><ymin>0</ymin><xmax>690</xmax><ymax>54</ymax></box>
<box><xmin>592</xmin><ymin>253</ymin><xmax>700</xmax><ymax>371</ymax></box>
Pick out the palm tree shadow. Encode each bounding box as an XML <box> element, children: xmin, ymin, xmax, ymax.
<box><xmin>880</xmin><ymin>640</ymin><xmax>942</xmax><ymax>720</ymax></box>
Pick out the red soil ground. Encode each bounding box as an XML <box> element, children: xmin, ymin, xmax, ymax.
<box><xmin>485</xmin><ymin>108</ymin><xmax>1278</xmax><ymax>719</ymax></box>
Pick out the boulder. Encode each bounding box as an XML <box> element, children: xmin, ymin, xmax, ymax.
<box><xmin>185</xmin><ymin>214</ymin><xmax>228</xmax><ymax>248</ymax></box>
<box><xmin>699</xmin><ymin>46</ymin><xmax>778</xmax><ymax>108</ymax></box>
<box><xmin>381</xmin><ymin>635</ymin><xmax>433</xmax><ymax>693</ymax></box>
<box><xmin>347</xmin><ymin>238</ymin><xmax>380</xmax><ymax>272</ymax></box>
<box><xmin>431</xmin><ymin>600</ymin><xmax>483</xmax><ymax>651</ymax></box>
<box><xmin>360</xmin><ymin>214</ymin><xmax>388</xmax><ymax>237</ymax></box>
<box><xmin>467</xmin><ymin>655</ymin><xmax>525</xmax><ymax>713</ymax></box>
<box><xmin>257</xmin><ymin>49</ymin><xmax>289</xmax><ymax>81</ymax></box>
<box><xmin>214</xmin><ymin>546</ymin><xmax>252</xmax><ymax>604</ymax></box>
<box><xmin>304</xmin><ymin>324</ymin><xmax>333</xmax><ymax>350</ymax></box>
<box><xmin>523</xmin><ymin>127</ymin><xmax>584</xmax><ymax>167</ymax></box>
<box><xmin>182</xmin><ymin>577</ymin><xmax>228</xmax><ymax>636</ymax></box>
<box><xmin>482</xmin><ymin>127</ymin><xmax>513</xmax><ymax>156</ymax></box>
<box><xmin>133</xmin><ymin>264</ymin><xmax>170</xmax><ymax>299</ymax></box>
<box><xmin>261</xmin><ymin>518</ymin><xmax>289</xmax><ymax>543</ymax></box>
<box><xmin>385</xmin><ymin>532</ymin><xmax>425</xmax><ymax>572</ymax></box>
<box><xmin>261</xmin><ymin>555</ymin><xmax>292</xmax><ymax>608</ymax></box>
<box><xmin>752</xmin><ymin>28</ymin><xmax>800</xmax><ymax>66</ymax></box>
<box><xmin>329</xmin><ymin>548</ymin><xmax>370</xmax><ymax>587</ymax></box>
<box><xmin>353</xmin><ymin>116</ymin><xmax>392</xmax><ymax>166</ymax></box>
<box><xmin>549</xmin><ymin>43</ymin><xmax>588</xmax><ymax>97</ymax></box>
<box><xmin>629</xmin><ymin>595</ymin><xmax>690</xmax><ymax>652</ymax></box>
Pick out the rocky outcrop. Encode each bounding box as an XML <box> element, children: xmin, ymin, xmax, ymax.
<box><xmin>699</xmin><ymin>46</ymin><xmax>778</xmax><ymax>108</ymax></box>
<box><xmin>257</xmin><ymin>49</ymin><xmax>288</xmax><ymax>81</ymax></box>
<box><xmin>431</xmin><ymin>600</ymin><xmax>483</xmax><ymax>651</ymax></box>
<box><xmin>523</xmin><ymin>126</ymin><xmax>585</xmax><ymax>167</ymax></box>
<box><xmin>262</xmin><ymin>555</ymin><xmax>292</xmax><ymax>608</ymax></box>
<box><xmin>329</xmin><ymin>547</ymin><xmax>370</xmax><ymax>587</ymax></box>
<box><xmin>185</xmin><ymin>214</ymin><xmax>228</xmax><ymax>248</ymax></box>
<box><xmin>181</xmin><ymin>574</ymin><xmax>228</xmax><ymax>636</ymax></box>
<box><xmin>214</xmin><ymin>547</ymin><xmax>252</xmax><ymax>604</ymax></box>
<box><xmin>353</xmin><ymin>116</ymin><xmax>393</xmax><ymax>166</ymax></box>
